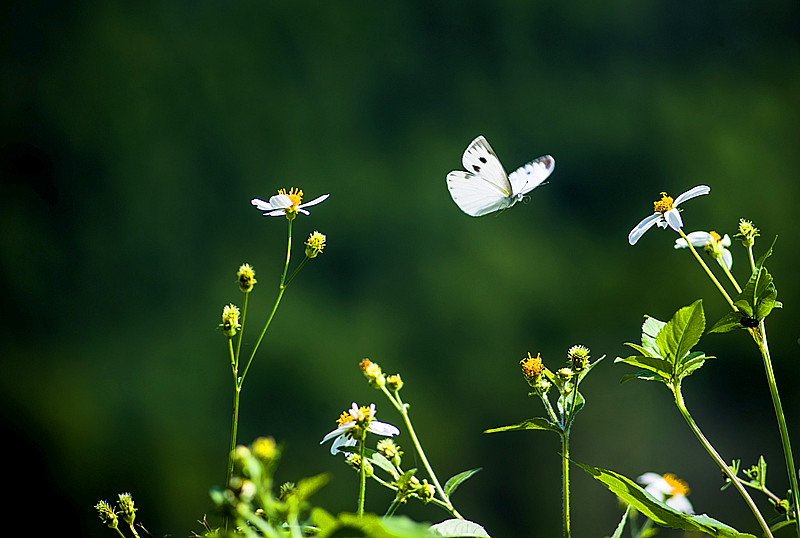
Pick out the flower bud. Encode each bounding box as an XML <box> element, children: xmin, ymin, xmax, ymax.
<box><xmin>305</xmin><ymin>231</ymin><xmax>326</xmax><ymax>258</ymax></box>
<box><xmin>95</xmin><ymin>500</ymin><xmax>119</xmax><ymax>530</ymax></box>
<box><xmin>567</xmin><ymin>345</ymin><xmax>590</xmax><ymax>372</ymax></box>
<box><xmin>221</xmin><ymin>304</ymin><xmax>241</xmax><ymax>338</ymax></box>
<box><xmin>117</xmin><ymin>493</ymin><xmax>137</xmax><ymax>526</ymax></box>
<box><xmin>386</xmin><ymin>374</ymin><xmax>404</xmax><ymax>391</ymax></box>
<box><xmin>359</xmin><ymin>358</ymin><xmax>386</xmax><ymax>389</ymax></box>
<box><xmin>237</xmin><ymin>263</ymin><xmax>257</xmax><ymax>293</ymax></box>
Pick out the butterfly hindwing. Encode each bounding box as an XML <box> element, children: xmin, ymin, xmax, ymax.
<box><xmin>447</xmin><ymin>135</ymin><xmax>555</xmax><ymax>217</ymax></box>
<box><xmin>446</xmin><ymin>171</ymin><xmax>513</xmax><ymax>217</ymax></box>
<box><xmin>508</xmin><ymin>155</ymin><xmax>555</xmax><ymax>197</ymax></box>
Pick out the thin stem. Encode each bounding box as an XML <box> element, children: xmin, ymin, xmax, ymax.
<box><xmin>234</xmin><ymin>291</ymin><xmax>250</xmax><ymax>369</ymax></box>
<box><xmin>380</xmin><ymin>386</ymin><xmax>463</xmax><ymax>519</ymax></box>
<box><xmin>226</xmin><ymin>337</ymin><xmax>240</xmax><ymax>488</ymax></box>
<box><xmin>672</xmin><ymin>384</ymin><xmax>773</xmax><ymax>538</ymax></box>
<box><xmin>561</xmin><ymin>431</ymin><xmax>571</xmax><ymax>538</ymax></box>
<box><xmin>718</xmin><ymin>259</ymin><xmax>743</xmax><ymax>294</ymax></box>
<box><xmin>677</xmin><ymin>229</ymin><xmax>737</xmax><ymax>310</ymax></box>
<box><xmin>750</xmin><ymin>323</ymin><xmax>800</xmax><ymax>537</ymax></box>
<box><xmin>358</xmin><ymin>437</ymin><xmax>367</xmax><ymax>516</ymax></box>
<box><xmin>241</xmin><ymin>218</ymin><xmax>294</xmax><ymax>385</ymax></box>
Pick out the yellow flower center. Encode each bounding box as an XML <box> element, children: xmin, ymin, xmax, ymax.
<box><xmin>520</xmin><ymin>352</ymin><xmax>544</xmax><ymax>380</ymax></box>
<box><xmin>337</xmin><ymin>411</ymin><xmax>355</xmax><ymax>426</ymax></box>
<box><xmin>278</xmin><ymin>187</ymin><xmax>304</xmax><ymax>209</ymax></box>
<box><xmin>653</xmin><ymin>192</ymin><xmax>674</xmax><ymax>214</ymax></box>
<box><xmin>662</xmin><ymin>473</ymin><xmax>690</xmax><ymax>496</ymax></box>
<box><xmin>709</xmin><ymin>231</ymin><xmax>721</xmax><ymax>243</ymax></box>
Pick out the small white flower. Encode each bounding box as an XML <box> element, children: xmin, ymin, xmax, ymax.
<box><xmin>251</xmin><ymin>187</ymin><xmax>329</xmax><ymax>217</ymax></box>
<box><xmin>320</xmin><ymin>403</ymin><xmax>400</xmax><ymax>456</ymax></box>
<box><xmin>674</xmin><ymin>231</ymin><xmax>733</xmax><ymax>270</ymax></box>
<box><xmin>638</xmin><ymin>472</ymin><xmax>694</xmax><ymax>514</ymax></box>
<box><xmin>628</xmin><ymin>185</ymin><xmax>710</xmax><ymax>245</ymax></box>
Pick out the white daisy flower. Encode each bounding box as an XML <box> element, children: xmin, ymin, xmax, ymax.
<box><xmin>628</xmin><ymin>185</ymin><xmax>710</xmax><ymax>245</ymax></box>
<box><xmin>320</xmin><ymin>402</ymin><xmax>400</xmax><ymax>456</ymax></box>
<box><xmin>251</xmin><ymin>187</ymin><xmax>329</xmax><ymax>217</ymax></box>
<box><xmin>674</xmin><ymin>231</ymin><xmax>733</xmax><ymax>270</ymax></box>
<box><xmin>638</xmin><ymin>472</ymin><xmax>695</xmax><ymax>514</ymax></box>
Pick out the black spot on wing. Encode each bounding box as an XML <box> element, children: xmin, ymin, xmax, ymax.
<box><xmin>472</xmin><ymin>165</ymin><xmax>481</xmax><ymax>172</ymax></box>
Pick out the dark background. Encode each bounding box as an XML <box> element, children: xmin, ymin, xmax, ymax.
<box><xmin>2</xmin><ymin>2</ymin><xmax>799</xmax><ymax>537</ymax></box>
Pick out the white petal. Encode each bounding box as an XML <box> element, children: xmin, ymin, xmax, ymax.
<box><xmin>298</xmin><ymin>193</ymin><xmax>330</xmax><ymax>208</ymax></box>
<box><xmin>330</xmin><ymin>434</ymin><xmax>357</xmax><ymax>456</ymax></box>
<box><xmin>721</xmin><ymin>249</ymin><xmax>733</xmax><ymax>270</ymax></box>
<box><xmin>367</xmin><ymin>420</ymin><xmax>400</xmax><ymax>437</ymax></box>
<box><xmin>251</xmin><ymin>198</ymin><xmax>273</xmax><ymax>211</ymax></box>
<box><xmin>664</xmin><ymin>208</ymin><xmax>683</xmax><ymax>232</ymax></box>
<box><xmin>666</xmin><ymin>494</ymin><xmax>694</xmax><ymax>514</ymax></box>
<box><xmin>673</xmin><ymin>185</ymin><xmax>710</xmax><ymax>207</ymax></box>
<box><xmin>628</xmin><ymin>213</ymin><xmax>662</xmax><ymax>245</ymax></box>
<box><xmin>269</xmin><ymin>193</ymin><xmax>292</xmax><ymax>209</ymax></box>
<box><xmin>321</xmin><ymin>424</ymin><xmax>351</xmax><ymax>444</ymax></box>
<box><xmin>720</xmin><ymin>234</ymin><xmax>731</xmax><ymax>247</ymax></box>
<box><xmin>674</xmin><ymin>232</ymin><xmax>712</xmax><ymax>249</ymax></box>
<box><xmin>637</xmin><ymin>472</ymin><xmax>665</xmax><ymax>486</ymax></box>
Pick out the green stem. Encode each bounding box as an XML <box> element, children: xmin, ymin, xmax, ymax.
<box><xmin>750</xmin><ymin>323</ymin><xmax>800</xmax><ymax>536</ymax></box>
<box><xmin>561</xmin><ymin>431</ymin><xmax>571</xmax><ymax>538</ymax></box>
<box><xmin>380</xmin><ymin>386</ymin><xmax>463</xmax><ymax>519</ymax></box>
<box><xmin>358</xmin><ymin>436</ymin><xmax>367</xmax><ymax>516</ymax></box>
<box><xmin>718</xmin><ymin>258</ymin><xmax>743</xmax><ymax>294</ymax></box>
<box><xmin>241</xmin><ymin>218</ymin><xmax>294</xmax><ymax>385</ymax></box>
<box><xmin>678</xmin><ymin>229</ymin><xmax>737</xmax><ymax>310</ymax></box>
<box><xmin>226</xmin><ymin>337</ymin><xmax>240</xmax><ymax>488</ymax></box>
<box><xmin>672</xmin><ymin>384</ymin><xmax>773</xmax><ymax>537</ymax></box>
<box><xmin>384</xmin><ymin>497</ymin><xmax>404</xmax><ymax>517</ymax></box>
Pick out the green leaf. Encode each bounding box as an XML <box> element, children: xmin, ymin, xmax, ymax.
<box><xmin>615</xmin><ymin>355</ymin><xmax>672</xmax><ymax>380</ymax></box>
<box><xmin>655</xmin><ymin>299</ymin><xmax>705</xmax><ymax>369</ymax></box>
<box><xmin>708</xmin><ymin>312</ymin><xmax>746</xmax><ymax>334</ymax></box>
<box><xmin>558</xmin><ymin>390</ymin><xmax>585</xmax><ymax>417</ymax></box>
<box><xmin>370</xmin><ymin>452</ymin><xmax>400</xmax><ymax>478</ymax></box>
<box><xmin>620</xmin><ymin>371</ymin><xmax>666</xmax><ymax>384</ymax></box>
<box><xmin>641</xmin><ymin>316</ymin><xmax>667</xmax><ymax>355</ymax></box>
<box><xmin>608</xmin><ymin>505</ymin><xmax>630</xmax><ymax>538</ymax></box>
<box><xmin>314</xmin><ymin>512</ymin><xmax>436</xmax><ymax>538</ymax></box>
<box><xmin>576</xmin><ymin>462</ymin><xmax>756</xmax><ymax>538</ymax></box>
<box><xmin>444</xmin><ymin>468</ymin><xmax>482</xmax><ymax>498</ymax></box>
<box><xmin>677</xmin><ymin>352</ymin><xmax>712</xmax><ymax>381</ymax></box>
<box><xmin>294</xmin><ymin>473</ymin><xmax>330</xmax><ymax>503</ymax></box>
<box><xmin>430</xmin><ymin>519</ymin><xmax>491</xmax><ymax>537</ymax></box>
<box><xmin>484</xmin><ymin>417</ymin><xmax>562</xmax><ymax>434</ymax></box>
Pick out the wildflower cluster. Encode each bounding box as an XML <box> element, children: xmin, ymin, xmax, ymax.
<box><xmin>95</xmin><ymin>493</ymin><xmax>143</xmax><ymax>538</ymax></box>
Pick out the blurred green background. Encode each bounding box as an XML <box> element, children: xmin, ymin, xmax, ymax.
<box><xmin>2</xmin><ymin>1</ymin><xmax>799</xmax><ymax>536</ymax></box>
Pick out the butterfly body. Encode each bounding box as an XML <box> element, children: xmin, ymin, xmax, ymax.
<box><xmin>446</xmin><ymin>135</ymin><xmax>554</xmax><ymax>217</ymax></box>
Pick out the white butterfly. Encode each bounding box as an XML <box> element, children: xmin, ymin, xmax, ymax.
<box><xmin>446</xmin><ymin>135</ymin><xmax>555</xmax><ymax>217</ymax></box>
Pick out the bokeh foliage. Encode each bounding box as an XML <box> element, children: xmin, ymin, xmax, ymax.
<box><xmin>2</xmin><ymin>1</ymin><xmax>799</xmax><ymax>536</ymax></box>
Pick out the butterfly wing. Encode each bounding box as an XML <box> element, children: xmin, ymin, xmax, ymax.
<box><xmin>461</xmin><ymin>136</ymin><xmax>513</xmax><ymax>194</ymax></box>
<box><xmin>508</xmin><ymin>155</ymin><xmax>555</xmax><ymax>197</ymax></box>
<box><xmin>446</xmin><ymin>170</ymin><xmax>513</xmax><ymax>216</ymax></box>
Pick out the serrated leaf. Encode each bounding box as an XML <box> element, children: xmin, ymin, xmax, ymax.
<box><xmin>708</xmin><ymin>312</ymin><xmax>746</xmax><ymax>334</ymax></box>
<box><xmin>677</xmin><ymin>352</ymin><xmax>712</xmax><ymax>381</ymax></box>
<box><xmin>615</xmin><ymin>356</ymin><xmax>672</xmax><ymax>380</ymax></box>
<box><xmin>484</xmin><ymin>417</ymin><xmax>562</xmax><ymax>435</ymax></box>
<box><xmin>430</xmin><ymin>519</ymin><xmax>491</xmax><ymax>537</ymax></box>
<box><xmin>444</xmin><ymin>468</ymin><xmax>482</xmax><ymax>498</ymax></box>
<box><xmin>624</xmin><ymin>342</ymin><xmax>658</xmax><ymax>358</ymax></box>
<box><xmin>639</xmin><ymin>316</ymin><xmax>666</xmax><ymax>356</ymax></box>
<box><xmin>620</xmin><ymin>371</ymin><xmax>666</xmax><ymax>384</ymax></box>
<box><xmin>655</xmin><ymin>299</ymin><xmax>705</xmax><ymax>369</ymax></box>
<box><xmin>576</xmin><ymin>462</ymin><xmax>756</xmax><ymax>538</ymax></box>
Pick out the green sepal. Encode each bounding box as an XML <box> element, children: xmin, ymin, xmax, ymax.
<box><xmin>484</xmin><ymin>416</ymin><xmax>562</xmax><ymax>435</ymax></box>
<box><xmin>443</xmin><ymin>468</ymin><xmax>482</xmax><ymax>498</ymax></box>
<box><xmin>575</xmin><ymin>462</ymin><xmax>756</xmax><ymax>538</ymax></box>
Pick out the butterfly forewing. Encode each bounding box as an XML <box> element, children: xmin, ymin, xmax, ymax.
<box><xmin>508</xmin><ymin>155</ymin><xmax>555</xmax><ymax>197</ymax></box>
<box><xmin>461</xmin><ymin>136</ymin><xmax>512</xmax><ymax>195</ymax></box>
<box><xmin>446</xmin><ymin>171</ymin><xmax>513</xmax><ymax>216</ymax></box>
